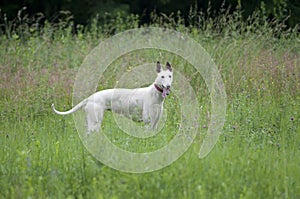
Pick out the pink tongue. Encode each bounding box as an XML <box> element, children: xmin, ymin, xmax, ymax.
<box><xmin>162</xmin><ymin>88</ymin><xmax>169</xmax><ymax>98</ymax></box>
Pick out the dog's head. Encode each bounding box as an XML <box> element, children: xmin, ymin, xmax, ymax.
<box><xmin>155</xmin><ymin>61</ymin><xmax>173</xmax><ymax>98</ymax></box>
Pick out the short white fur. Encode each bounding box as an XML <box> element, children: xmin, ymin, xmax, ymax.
<box><xmin>52</xmin><ymin>62</ymin><xmax>173</xmax><ymax>134</ymax></box>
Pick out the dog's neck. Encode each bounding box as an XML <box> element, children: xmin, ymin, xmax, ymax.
<box><xmin>152</xmin><ymin>83</ymin><xmax>170</xmax><ymax>102</ymax></box>
<box><xmin>154</xmin><ymin>84</ymin><xmax>163</xmax><ymax>93</ymax></box>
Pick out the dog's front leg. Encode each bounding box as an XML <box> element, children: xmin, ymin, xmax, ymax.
<box><xmin>142</xmin><ymin>103</ymin><xmax>151</xmax><ymax>124</ymax></box>
<box><xmin>149</xmin><ymin>104</ymin><xmax>162</xmax><ymax>129</ymax></box>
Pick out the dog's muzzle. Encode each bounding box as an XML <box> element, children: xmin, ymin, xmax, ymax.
<box><xmin>162</xmin><ymin>85</ymin><xmax>171</xmax><ymax>98</ymax></box>
<box><xmin>154</xmin><ymin>84</ymin><xmax>171</xmax><ymax>98</ymax></box>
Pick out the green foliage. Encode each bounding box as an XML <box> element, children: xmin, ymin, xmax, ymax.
<box><xmin>0</xmin><ymin>7</ymin><xmax>300</xmax><ymax>199</ymax></box>
<box><xmin>2</xmin><ymin>0</ymin><xmax>300</xmax><ymax>28</ymax></box>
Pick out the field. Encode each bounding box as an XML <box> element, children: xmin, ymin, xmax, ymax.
<box><xmin>0</xmin><ymin>10</ymin><xmax>300</xmax><ymax>198</ymax></box>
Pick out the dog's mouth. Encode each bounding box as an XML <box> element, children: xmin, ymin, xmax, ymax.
<box><xmin>162</xmin><ymin>86</ymin><xmax>171</xmax><ymax>98</ymax></box>
<box><xmin>154</xmin><ymin>84</ymin><xmax>171</xmax><ymax>98</ymax></box>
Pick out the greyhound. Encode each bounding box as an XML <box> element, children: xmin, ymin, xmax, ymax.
<box><xmin>52</xmin><ymin>61</ymin><xmax>173</xmax><ymax>134</ymax></box>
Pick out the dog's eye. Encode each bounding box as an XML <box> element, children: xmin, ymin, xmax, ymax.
<box><xmin>169</xmin><ymin>75</ymin><xmax>172</xmax><ymax>78</ymax></box>
<box><xmin>161</xmin><ymin>76</ymin><xmax>165</xmax><ymax>78</ymax></box>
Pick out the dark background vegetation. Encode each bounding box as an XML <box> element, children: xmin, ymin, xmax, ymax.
<box><xmin>1</xmin><ymin>0</ymin><xmax>299</xmax><ymax>28</ymax></box>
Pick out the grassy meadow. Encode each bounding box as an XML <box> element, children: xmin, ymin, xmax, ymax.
<box><xmin>0</xmin><ymin>9</ymin><xmax>300</xmax><ymax>198</ymax></box>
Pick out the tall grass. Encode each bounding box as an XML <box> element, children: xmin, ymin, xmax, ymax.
<box><xmin>0</xmin><ymin>6</ymin><xmax>299</xmax><ymax>198</ymax></box>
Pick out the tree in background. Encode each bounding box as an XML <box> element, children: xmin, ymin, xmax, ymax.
<box><xmin>0</xmin><ymin>0</ymin><xmax>299</xmax><ymax>28</ymax></box>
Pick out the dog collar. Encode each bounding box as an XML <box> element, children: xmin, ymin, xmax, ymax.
<box><xmin>154</xmin><ymin>84</ymin><xmax>163</xmax><ymax>93</ymax></box>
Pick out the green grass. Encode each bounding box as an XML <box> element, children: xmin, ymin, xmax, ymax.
<box><xmin>0</xmin><ymin>9</ymin><xmax>300</xmax><ymax>198</ymax></box>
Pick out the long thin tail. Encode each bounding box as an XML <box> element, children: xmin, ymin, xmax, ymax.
<box><xmin>52</xmin><ymin>99</ymin><xmax>88</xmax><ymax>115</ymax></box>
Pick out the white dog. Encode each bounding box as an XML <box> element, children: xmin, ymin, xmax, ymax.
<box><xmin>52</xmin><ymin>61</ymin><xmax>173</xmax><ymax>134</ymax></box>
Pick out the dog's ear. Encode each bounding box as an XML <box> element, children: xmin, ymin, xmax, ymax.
<box><xmin>166</xmin><ymin>62</ymin><xmax>172</xmax><ymax>72</ymax></box>
<box><xmin>156</xmin><ymin>61</ymin><xmax>162</xmax><ymax>73</ymax></box>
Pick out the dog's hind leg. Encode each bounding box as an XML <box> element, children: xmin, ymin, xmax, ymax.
<box><xmin>85</xmin><ymin>102</ymin><xmax>104</xmax><ymax>135</ymax></box>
